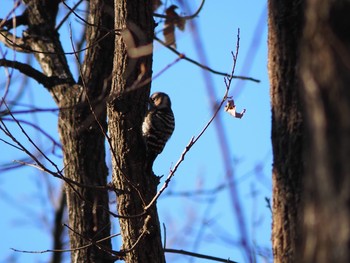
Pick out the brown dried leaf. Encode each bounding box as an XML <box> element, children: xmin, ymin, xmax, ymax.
<box><xmin>224</xmin><ymin>99</ymin><xmax>246</xmax><ymax>119</ymax></box>
<box><xmin>163</xmin><ymin>5</ymin><xmax>186</xmax><ymax>48</ymax></box>
<box><xmin>163</xmin><ymin>22</ymin><xmax>176</xmax><ymax>48</ymax></box>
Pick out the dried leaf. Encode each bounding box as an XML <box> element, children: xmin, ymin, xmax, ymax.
<box><xmin>224</xmin><ymin>99</ymin><xmax>246</xmax><ymax>119</ymax></box>
<box><xmin>164</xmin><ymin>5</ymin><xmax>186</xmax><ymax>48</ymax></box>
<box><xmin>163</xmin><ymin>20</ymin><xmax>176</xmax><ymax>48</ymax></box>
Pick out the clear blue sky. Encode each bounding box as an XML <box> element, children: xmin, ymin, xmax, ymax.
<box><xmin>0</xmin><ymin>1</ymin><xmax>271</xmax><ymax>262</ymax></box>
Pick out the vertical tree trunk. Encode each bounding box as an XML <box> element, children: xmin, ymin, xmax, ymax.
<box><xmin>58</xmin><ymin>1</ymin><xmax>115</xmax><ymax>261</ymax></box>
<box><xmin>268</xmin><ymin>1</ymin><xmax>304</xmax><ymax>262</ymax></box>
<box><xmin>107</xmin><ymin>0</ymin><xmax>165</xmax><ymax>263</ymax></box>
<box><xmin>22</xmin><ymin>0</ymin><xmax>115</xmax><ymax>262</ymax></box>
<box><xmin>107</xmin><ymin>1</ymin><xmax>165</xmax><ymax>262</ymax></box>
<box><xmin>58</xmin><ymin>84</ymin><xmax>113</xmax><ymax>263</ymax></box>
<box><xmin>299</xmin><ymin>1</ymin><xmax>350</xmax><ymax>262</ymax></box>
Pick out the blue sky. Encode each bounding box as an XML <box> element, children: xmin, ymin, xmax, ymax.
<box><xmin>0</xmin><ymin>1</ymin><xmax>271</xmax><ymax>262</ymax></box>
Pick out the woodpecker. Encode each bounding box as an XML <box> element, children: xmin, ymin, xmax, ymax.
<box><xmin>142</xmin><ymin>92</ymin><xmax>175</xmax><ymax>169</ymax></box>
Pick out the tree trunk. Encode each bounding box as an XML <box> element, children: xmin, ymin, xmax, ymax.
<box><xmin>268</xmin><ymin>1</ymin><xmax>304</xmax><ymax>262</ymax></box>
<box><xmin>107</xmin><ymin>0</ymin><xmax>165</xmax><ymax>262</ymax></box>
<box><xmin>299</xmin><ymin>1</ymin><xmax>350</xmax><ymax>262</ymax></box>
<box><xmin>22</xmin><ymin>0</ymin><xmax>114</xmax><ymax>262</ymax></box>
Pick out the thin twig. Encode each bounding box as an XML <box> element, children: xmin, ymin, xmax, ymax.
<box><xmin>163</xmin><ymin>182</ymin><xmax>226</xmax><ymax>198</ymax></box>
<box><xmin>0</xmin><ymin>31</ymin><xmax>29</xmax><ymax>53</ymax></box>
<box><xmin>154</xmin><ymin>36</ymin><xmax>260</xmax><ymax>83</ymax></box>
<box><xmin>2</xmin><ymin>102</ymin><xmax>61</xmax><ymax>173</ymax></box>
<box><xmin>164</xmin><ymin>248</ymin><xmax>239</xmax><ymax>263</ymax></box>
<box><xmin>11</xmin><ymin>228</ymin><xmax>122</xmax><ymax>257</ymax></box>
<box><xmin>0</xmin><ymin>29</ymin><xmax>114</xmax><ymax>56</ymax></box>
<box><xmin>0</xmin><ymin>102</ymin><xmax>124</xmax><ymax>220</ymax></box>
<box><xmin>0</xmin><ymin>0</ymin><xmax>21</xmax><ymax>29</ymax></box>
<box><xmin>63</xmin><ymin>224</ymin><xmax>122</xmax><ymax>257</ymax></box>
<box><xmin>61</xmin><ymin>1</ymin><xmax>111</xmax><ymax>31</ymax></box>
<box><xmin>0</xmin><ymin>104</ymin><xmax>61</xmax><ymax>177</ymax></box>
<box><xmin>2</xmin><ymin>117</ymin><xmax>61</xmax><ymax>149</ymax></box>
<box><xmin>56</xmin><ymin>0</ymin><xmax>84</xmax><ymax>31</ymax></box>
<box><xmin>0</xmin><ymin>106</ymin><xmax>60</xmax><ymax>116</ymax></box>
<box><xmin>0</xmin><ymin>58</ymin><xmax>68</xmax><ymax>88</ymax></box>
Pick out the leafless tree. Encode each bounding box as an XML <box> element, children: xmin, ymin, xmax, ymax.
<box><xmin>1</xmin><ymin>1</ymin><xmax>261</xmax><ymax>263</ymax></box>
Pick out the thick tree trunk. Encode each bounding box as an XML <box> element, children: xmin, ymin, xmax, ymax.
<box><xmin>22</xmin><ymin>1</ymin><xmax>114</xmax><ymax>262</ymax></box>
<box><xmin>107</xmin><ymin>1</ymin><xmax>165</xmax><ymax>262</ymax></box>
<box><xmin>299</xmin><ymin>1</ymin><xmax>350</xmax><ymax>262</ymax></box>
<box><xmin>58</xmin><ymin>85</ymin><xmax>113</xmax><ymax>263</ymax></box>
<box><xmin>58</xmin><ymin>1</ymin><xmax>115</xmax><ymax>261</ymax></box>
<box><xmin>268</xmin><ymin>1</ymin><xmax>304</xmax><ymax>262</ymax></box>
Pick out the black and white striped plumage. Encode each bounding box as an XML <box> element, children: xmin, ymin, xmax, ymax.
<box><xmin>142</xmin><ymin>92</ymin><xmax>175</xmax><ymax>165</ymax></box>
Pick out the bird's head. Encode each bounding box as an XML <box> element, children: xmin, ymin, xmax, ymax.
<box><xmin>149</xmin><ymin>92</ymin><xmax>172</xmax><ymax>110</ymax></box>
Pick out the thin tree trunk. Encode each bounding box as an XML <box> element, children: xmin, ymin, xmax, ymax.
<box><xmin>22</xmin><ymin>1</ymin><xmax>114</xmax><ymax>262</ymax></box>
<box><xmin>268</xmin><ymin>1</ymin><xmax>304</xmax><ymax>262</ymax></box>
<box><xmin>107</xmin><ymin>1</ymin><xmax>165</xmax><ymax>262</ymax></box>
<box><xmin>299</xmin><ymin>1</ymin><xmax>350</xmax><ymax>262</ymax></box>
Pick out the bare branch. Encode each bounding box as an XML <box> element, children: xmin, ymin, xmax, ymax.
<box><xmin>55</xmin><ymin>0</ymin><xmax>84</xmax><ymax>31</ymax></box>
<box><xmin>0</xmin><ymin>103</ymin><xmax>121</xmax><ymax>218</ymax></box>
<box><xmin>60</xmin><ymin>1</ymin><xmax>116</xmax><ymax>34</ymax></box>
<box><xmin>0</xmin><ymin>31</ymin><xmax>30</xmax><ymax>53</ymax></box>
<box><xmin>11</xmin><ymin>242</ymin><xmax>238</xmax><ymax>263</ymax></box>
<box><xmin>164</xmin><ymin>248</ymin><xmax>239</xmax><ymax>263</ymax></box>
<box><xmin>11</xmin><ymin>230</ymin><xmax>122</xmax><ymax>258</ymax></box>
<box><xmin>0</xmin><ymin>58</ymin><xmax>70</xmax><ymax>88</ymax></box>
<box><xmin>0</xmin><ymin>28</ymin><xmax>114</xmax><ymax>56</ymax></box>
<box><xmin>154</xmin><ymin>36</ymin><xmax>260</xmax><ymax>83</ymax></box>
<box><xmin>0</xmin><ymin>112</ymin><xmax>60</xmax><ymax>177</ymax></box>
<box><xmin>163</xmin><ymin>181</ymin><xmax>227</xmax><ymax>198</ymax></box>
<box><xmin>0</xmin><ymin>14</ymin><xmax>27</xmax><ymax>30</ymax></box>
<box><xmin>10</xmin><ymin>218</ymin><xmax>157</xmax><ymax>262</ymax></box>
<box><xmin>143</xmin><ymin>136</ymin><xmax>194</xmax><ymax>211</ymax></box>
<box><xmin>0</xmin><ymin>0</ymin><xmax>23</xmax><ymax>29</ymax></box>
<box><xmin>1</xmin><ymin>117</ymin><xmax>61</xmax><ymax>148</ymax></box>
<box><xmin>0</xmin><ymin>106</ymin><xmax>60</xmax><ymax>116</ymax></box>
<box><xmin>63</xmin><ymin>224</ymin><xmax>121</xmax><ymax>259</ymax></box>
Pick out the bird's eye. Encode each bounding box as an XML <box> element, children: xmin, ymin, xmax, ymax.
<box><xmin>152</xmin><ymin>96</ymin><xmax>160</xmax><ymax>104</ymax></box>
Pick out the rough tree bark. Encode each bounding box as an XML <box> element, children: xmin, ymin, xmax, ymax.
<box><xmin>268</xmin><ymin>1</ymin><xmax>304</xmax><ymax>262</ymax></box>
<box><xmin>18</xmin><ymin>1</ymin><xmax>114</xmax><ymax>262</ymax></box>
<box><xmin>107</xmin><ymin>0</ymin><xmax>165</xmax><ymax>262</ymax></box>
<box><xmin>269</xmin><ymin>0</ymin><xmax>350</xmax><ymax>262</ymax></box>
<box><xmin>299</xmin><ymin>1</ymin><xmax>350</xmax><ymax>262</ymax></box>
